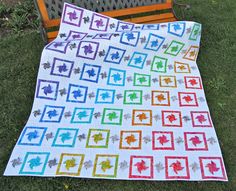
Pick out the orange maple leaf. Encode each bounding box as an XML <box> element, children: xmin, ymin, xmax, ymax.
<box><xmin>177</xmin><ymin>65</ymin><xmax>186</xmax><ymax>71</ymax></box>
<box><xmin>156</xmin><ymin>94</ymin><xmax>166</xmax><ymax>102</ymax></box>
<box><xmin>163</xmin><ymin>77</ymin><xmax>172</xmax><ymax>84</ymax></box>
<box><xmin>125</xmin><ymin>134</ymin><xmax>137</xmax><ymax>145</ymax></box>
<box><xmin>136</xmin><ymin>113</ymin><xmax>148</xmax><ymax>122</ymax></box>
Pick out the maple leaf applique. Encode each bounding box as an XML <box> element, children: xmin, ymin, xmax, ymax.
<box><xmin>155</xmin><ymin>162</ymin><xmax>164</xmax><ymax>173</ymax></box>
<box><xmin>156</xmin><ymin>94</ymin><xmax>166</xmax><ymax>102</ymax></box>
<box><xmin>163</xmin><ymin>77</ymin><xmax>172</xmax><ymax>84</ymax></box>
<box><xmin>206</xmin><ymin>161</ymin><xmax>220</xmax><ymax>174</ymax></box>
<box><xmin>170</xmin><ymin>160</ymin><xmax>184</xmax><ymax>174</ymax></box>
<box><xmin>48</xmin><ymin>158</ymin><xmax>58</xmax><ymax>168</ymax></box>
<box><xmin>11</xmin><ymin>157</ymin><xmax>22</xmax><ymax>167</ymax></box>
<box><xmin>99</xmin><ymin>159</ymin><xmax>113</xmax><ymax>172</ymax></box>
<box><xmin>119</xmin><ymin>160</ymin><xmax>129</xmax><ymax>170</ymax></box>
<box><xmin>92</xmin><ymin>133</ymin><xmax>104</xmax><ymax>144</ymax></box>
<box><xmin>136</xmin><ymin>113</ymin><xmax>148</xmax><ymax>122</ymax></box>
<box><xmin>26</xmin><ymin>130</ymin><xmax>38</xmax><ymax>141</ymax></box>
<box><xmin>166</xmin><ymin>114</ymin><xmax>177</xmax><ymax>123</ymax></box>
<box><xmin>189</xmin><ymin>136</ymin><xmax>202</xmax><ymax>146</ymax></box>
<box><xmin>84</xmin><ymin>160</ymin><xmax>93</xmax><ymax>169</ymax></box>
<box><xmin>125</xmin><ymin>134</ymin><xmax>137</xmax><ymax>145</ymax></box>
<box><xmin>157</xmin><ymin>135</ymin><xmax>169</xmax><ymax>145</ymax></box>
<box><xmin>183</xmin><ymin>95</ymin><xmax>193</xmax><ymax>103</ymax></box>
<box><xmin>195</xmin><ymin>114</ymin><xmax>207</xmax><ymax>123</ymax></box>
<box><xmin>64</xmin><ymin>158</ymin><xmax>76</xmax><ymax>170</ymax></box>
<box><xmin>134</xmin><ymin>160</ymin><xmax>149</xmax><ymax>173</ymax></box>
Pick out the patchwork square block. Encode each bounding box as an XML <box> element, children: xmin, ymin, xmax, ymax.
<box><xmin>45</xmin><ymin>41</ymin><xmax>69</xmax><ymax>54</ymax></box>
<box><xmin>174</xmin><ymin>62</ymin><xmax>190</xmax><ymax>73</ymax></box>
<box><xmin>19</xmin><ymin>152</ymin><xmax>50</xmax><ymax>175</ymax></box>
<box><xmin>101</xmin><ymin>108</ymin><xmax>123</xmax><ymax>125</ymax></box>
<box><xmin>120</xmin><ymin>32</ymin><xmax>140</xmax><ymax>47</ymax></box>
<box><xmin>71</xmin><ymin>108</ymin><xmax>94</xmax><ymax>123</ymax></box>
<box><xmin>93</xmin><ymin>154</ymin><xmax>119</xmax><ymax>178</ymax></box>
<box><xmin>152</xmin><ymin>91</ymin><xmax>170</xmax><ymax>106</ymax></box>
<box><xmin>144</xmin><ymin>33</ymin><xmax>165</xmax><ymax>51</ymax></box>
<box><xmin>165</xmin><ymin>156</ymin><xmax>190</xmax><ymax>179</ymax></box>
<box><xmin>119</xmin><ymin>130</ymin><xmax>142</xmax><ymax>150</ymax></box>
<box><xmin>76</xmin><ymin>41</ymin><xmax>99</xmax><ymax>60</ymax></box>
<box><xmin>107</xmin><ymin>68</ymin><xmax>126</xmax><ymax>86</ymax></box>
<box><xmin>191</xmin><ymin>111</ymin><xmax>212</xmax><ymax>127</ymax></box>
<box><xmin>86</xmin><ymin>129</ymin><xmax>110</xmax><ymax>148</ymax></box>
<box><xmin>178</xmin><ymin>92</ymin><xmax>198</xmax><ymax>107</ymax></box>
<box><xmin>95</xmin><ymin>88</ymin><xmax>115</xmax><ymax>104</ymax></box>
<box><xmin>89</xmin><ymin>13</ymin><xmax>109</xmax><ymax>31</ymax></box>
<box><xmin>133</xmin><ymin>73</ymin><xmax>151</xmax><ymax>87</ymax></box>
<box><xmin>189</xmin><ymin>23</ymin><xmax>201</xmax><ymax>41</ymax></box>
<box><xmin>151</xmin><ymin>56</ymin><xmax>168</xmax><ymax>73</ymax></box>
<box><xmin>152</xmin><ymin>131</ymin><xmax>174</xmax><ymax>150</ymax></box>
<box><xmin>128</xmin><ymin>52</ymin><xmax>147</xmax><ymax>69</ymax></box>
<box><xmin>80</xmin><ymin>63</ymin><xmax>101</xmax><ymax>83</ymax></box>
<box><xmin>132</xmin><ymin>110</ymin><xmax>152</xmax><ymax>126</ymax></box>
<box><xmin>116</xmin><ymin>21</ymin><xmax>134</xmax><ymax>32</ymax></box>
<box><xmin>168</xmin><ymin>22</ymin><xmax>186</xmax><ymax>37</ymax></box>
<box><xmin>183</xmin><ymin>46</ymin><xmax>199</xmax><ymax>61</ymax></box>
<box><xmin>184</xmin><ymin>132</ymin><xmax>208</xmax><ymax>151</ymax></box>
<box><xmin>18</xmin><ymin>127</ymin><xmax>47</xmax><ymax>146</ymax></box>
<box><xmin>129</xmin><ymin>156</ymin><xmax>154</xmax><ymax>179</ymax></box>
<box><xmin>36</xmin><ymin>79</ymin><xmax>59</xmax><ymax>101</ymax></box>
<box><xmin>162</xmin><ymin>110</ymin><xmax>182</xmax><ymax>127</ymax></box>
<box><xmin>50</xmin><ymin>58</ymin><xmax>74</xmax><ymax>78</ymax></box>
<box><xmin>123</xmin><ymin>90</ymin><xmax>143</xmax><ymax>105</ymax></box>
<box><xmin>199</xmin><ymin>157</ymin><xmax>227</xmax><ymax>180</ymax></box>
<box><xmin>65</xmin><ymin>31</ymin><xmax>87</xmax><ymax>41</ymax></box>
<box><xmin>52</xmin><ymin>128</ymin><xmax>78</xmax><ymax>147</ymax></box>
<box><xmin>184</xmin><ymin>76</ymin><xmax>202</xmax><ymax>89</ymax></box>
<box><xmin>66</xmin><ymin>84</ymin><xmax>88</xmax><ymax>103</ymax></box>
<box><xmin>164</xmin><ymin>40</ymin><xmax>185</xmax><ymax>56</ymax></box>
<box><xmin>40</xmin><ymin>105</ymin><xmax>65</xmax><ymax>123</ymax></box>
<box><xmin>62</xmin><ymin>4</ymin><xmax>83</xmax><ymax>26</ymax></box>
<box><xmin>159</xmin><ymin>75</ymin><xmax>177</xmax><ymax>88</ymax></box>
<box><xmin>56</xmin><ymin>153</ymin><xmax>84</xmax><ymax>176</ymax></box>
<box><xmin>104</xmin><ymin>46</ymin><xmax>126</xmax><ymax>64</ymax></box>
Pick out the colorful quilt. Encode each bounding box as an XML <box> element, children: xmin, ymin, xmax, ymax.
<box><xmin>4</xmin><ymin>3</ymin><xmax>227</xmax><ymax>181</ymax></box>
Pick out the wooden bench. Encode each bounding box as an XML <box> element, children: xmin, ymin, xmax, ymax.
<box><xmin>34</xmin><ymin>0</ymin><xmax>178</xmax><ymax>43</ymax></box>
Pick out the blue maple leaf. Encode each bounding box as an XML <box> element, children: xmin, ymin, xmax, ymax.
<box><xmin>72</xmin><ymin>89</ymin><xmax>83</xmax><ymax>99</ymax></box>
<box><xmin>151</xmin><ymin>39</ymin><xmax>158</xmax><ymax>47</ymax></box>
<box><xmin>57</xmin><ymin>63</ymin><xmax>68</xmax><ymax>73</ymax></box>
<box><xmin>77</xmin><ymin>111</ymin><xmax>88</xmax><ymax>119</ymax></box>
<box><xmin>86</xmin><ymin>68</ymin><xmax>96</xmax><ymax>78</ymax></box>
<box><xmin>42</xmin><ymin>84</ymin><xmax>53</xmax><ymax>95</ymax></box>
<box><xmin>111</xmin><ymin>73</ymin><xmax>122</xmax><ymax>83</ymax></box>
<box><xmin>111</xmin><ymin>51</ymin><xmax>120</xmax><ymax>60</ymax></box>
<box><xmin>125</xmin><ymin>33</ymin><xmax>135</xmax><ymax>41</ymax></box>
<box><xmin>59</xmin><ymin>132</ymin><xmax>72</xmax><ymax>143</ymax></box>
<box><xmin>121</xmin><ymin>24</ymin><xmax>129</xmax><ymax>30</ymax></box>
<box><xmin>28</xmin><ymin>156</ymin><xmax>42</xmax><ymax>169</ymax></box>
<box><xmin>100</xmin><ymin>92</ymin><xmax>110</xmax><ymax>100</ymax></box>
<box><xmin>26</xmin><ymin>130</ymin><xmax>39</xmax><ymax>141</ymax></box>
<box><xmin>134</xmin><ymin>56</ymin><xmax>142</xmax><ymax>64</ymax></box>
<box><xmin>172</xmin><ymin>23</ymin><xmax>181</xmax><ymax>31</ymax></box>
<box><xmin>47</xmin><ymin>109</ymin><xmax>58</xmax><ymax>119</ymax></box>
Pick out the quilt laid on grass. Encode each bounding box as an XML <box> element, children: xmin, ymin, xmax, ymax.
<box><xmin>4</xmin><ymin>3</ymin><xmax>227</xmax><ymax>181</ymax></box>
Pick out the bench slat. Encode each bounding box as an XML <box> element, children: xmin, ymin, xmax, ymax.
<box><xmin>102</xmin><ymin>3</ymin><xmax>172</xmax><ymax>18</ymax></box>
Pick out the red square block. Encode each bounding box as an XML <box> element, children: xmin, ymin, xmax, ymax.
<box><xmin>162</xmin><ymin>110</ymin><xmax>182</xmax><ymax>127</ymax></box>
<box><xmin>165</xmin><ymin>156</ymin><xmax>190</xmax><ymax>179</ymax></box>
<box><xmin>199</xmin><ymin>157</ymin><xmax>227</xmax><ymax>180</ymax></box>
<box><xmin>184</xmin><ymin>76</ymin><xmax>202</xmax><ymax>89</ymax></box>
<box><xmin>184</xmin><ymin>132</ymin><xmax>208</xmax><ymax>151</ymax></box>
<box><xmin>152</xmin><ymin>131</ymin><xmax>174</xmax><ymax>150</ymax></box>
<box><xmin>178</xmin><ymin>92</ymin><xmax>198</xmax><ymax>107</ymax></box>
<box><xmin>191</xmin><ymin>111</ymin><xmax>212</xmax><ymax>127</ymax></box>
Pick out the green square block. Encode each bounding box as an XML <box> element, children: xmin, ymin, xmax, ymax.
<box><xmin>86</xmin><ymin>129</ymin><xmax>110</xmax><ymax>148</ymax></box>
<box><xmin>189</xmin><ymin>23</ymin><xmax>201</xmax><ymax>41</ymax></box>
<box><xmin>133</xmin><ymin>73</ymin><xmax>151</xmax><ymax>87</ymax></box>
<box><xmin>123</xmin><ymin>90</ymin><xmax>143</xmax><ymax>105</ymax></box>
<box><xmin>101</xmin><ymin>108</ymin><xmax>123</xmax><ymax>125</ymax></box>
<box><xmin>151</xmin><ymin>56</ymin><xmax>168</xmax><ymax>73</ymax></box>
<box><xmin>164</xmin><ymin>40</ymin><xmax>185</xmax><ymax>56</ymax></box>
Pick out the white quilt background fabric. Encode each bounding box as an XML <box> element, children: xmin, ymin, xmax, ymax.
<box><xmin>4</xmin><ymin>3</ymin><xmax>227</xmax><ymax>181</ymax></box>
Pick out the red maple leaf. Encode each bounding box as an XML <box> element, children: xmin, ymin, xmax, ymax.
<box><xmin>189</xmin><ymin>136</ymin><xmax>202</xmax><ymax>146</ymax></box>
<box><xmin>166</xmin><ymin>114</ymin><xmax>177</xmax><ymax>123</ymax></box>
<box><xmin>206</xmin><ymin>161</ymin><xmax>220</xmax><ymax>174</ymax></box>
<box><xmin>195</xmin><ymin>114</ymin><xmax>207</xmax><ymax>124</ymax></box>
<box><xmin>188</xmin><ymin>79</ymin><xmax>198</xmax><ymax>86</ymax></box>
<box><xmin>134</xmin><ymin>160</ymin><xmax>149</xmax><ymax>173</ymax></box>
<box><xmin>157</xmin><ymin>135</ymin><xmax>169</xmax><ymax>145</ymax></box>
<box><xmin>183</xmin><ymin>95</ymin><xmax>193</xmax><ymax>103</ymax></box>
<box><xmin>170</xmin><ymin>160</ymin><xmax>184</xmax><ymax>174</ymax></box>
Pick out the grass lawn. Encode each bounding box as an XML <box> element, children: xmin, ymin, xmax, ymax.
<box><xmin>0</xmin><ymin>0</ymin><xmax>235</xmax><ymax>190</ymax></box>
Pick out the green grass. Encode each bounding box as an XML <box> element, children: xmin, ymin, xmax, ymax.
<box><xmin>0</xmin><ymin>0</ymin><xmax>236</xmax><ymax>190</ymax></box>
